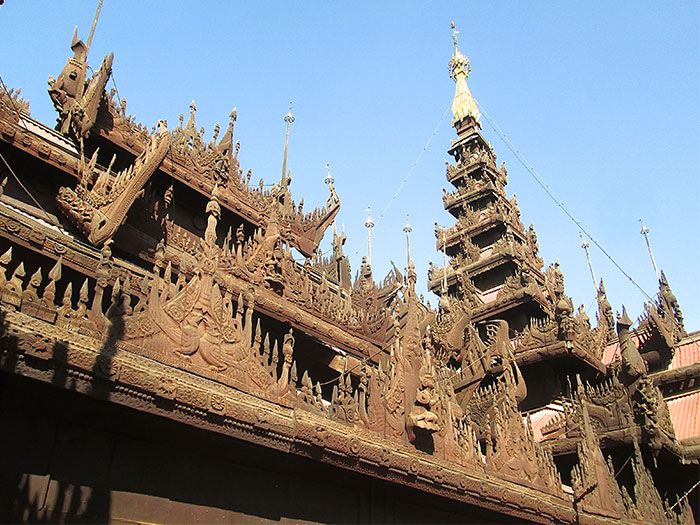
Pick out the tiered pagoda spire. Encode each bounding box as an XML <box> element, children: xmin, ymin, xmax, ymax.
<box><xmin>430</xmin><ymin>24</ymin><xmax>548</xmax><ymax>333</ymax></box>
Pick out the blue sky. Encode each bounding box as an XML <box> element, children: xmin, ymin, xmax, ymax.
<box><xmin>2</xmin><ymin>2</ymin><xmax>699</xmax><ymax>331</ymax></box>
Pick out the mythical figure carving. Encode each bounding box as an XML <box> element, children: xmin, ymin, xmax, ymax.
<box><xmin>48</xmin><ymin>27</ymin><xmax>113</xmax><ymax>138</ymax></box>
<box><xmin>57</xmin><ymin>126</ymin><xmax>170</xmax><ymax>246</ymax></box>
<box><xmin>597</xmin><ymin>279</ymin><xmax>615</xmax><ymax>339</ymax></box>
<box><xmin>406</xmin><ymin>348</ymin><xmax>441</xmax><ymax>442</ymax></box>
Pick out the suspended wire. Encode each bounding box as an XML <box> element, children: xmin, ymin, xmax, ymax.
<box><xmin>109</xmin><ymin>70</ymin><xmax>123</xmax><ymax>107</ymax></box>
<box><xmin>311</xmin><ymin>105</ymin><xmax>454</xmax><ymax>387</ymax></box>
<box><xmin>613</xmin><ymin>452</ymin><xmax>634</xmax><ymax>479</ymax></box>
<box><xmin>668</xmin><ymin>479</ymin><xmax>700</xmax><ymax>513</ymax></box>
<box><xmin>474</xmin><ymin>98</ymin><xmax>654</xmax><ymax>303</ymax></box>
<box><xmin>348</xmin><ymin>102</ymin><xmax>451</xmax><ymax>262</ymax></box>
<box><xmin>0</xmin><ymin>76</ymin><xmax>63</xmax><ymax>229</ymax></box>
<box><xmin>376</xmin><ymin>102</ymin><xmax>451</xmax><ymax>226</ymax></box>
<box><xmin>0</xmin><ymin>152</ymin><xmax>63</xmax><ymax>228</ymax></box>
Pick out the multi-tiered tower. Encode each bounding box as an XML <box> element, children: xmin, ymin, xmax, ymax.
<box><xmin>431</xmin><ymin>26</ymin><xmax>608</xmax><ymax>411</ymax></box>
<box><xmin>430</xmin><ymin>25</ymin><xmax>549</xmax><ymax>334</ymax></box>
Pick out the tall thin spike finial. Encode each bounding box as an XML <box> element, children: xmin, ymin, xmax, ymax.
<box><xmin>580</xmin><ymin>232</ymin><xmax>597</xmax><ymax>292</ymax></box>
<box><xmin>442</xmin><ymin>229</ymin><xmax>448</xmax><ymax>294</ymax></box>
<box><xmin>451</xmin><ymin>21</ymin><xmax>459</xmax><ymax>50</ymax></box>
<box><xmin>403</xmin><ymin>214</ymin><xmax>412</xmax><ymax>267</ymax></box>
<box><xmin>324</xmin><ymin>163</ymin><xmax>334</xmax><ymax>186</ymax></box>
<box><xmin>364</xmin><ymin>207</ymin><xmax>374</xmax><ymax>266</ymax></box>
<box><xmin>86</xmin><ymin>0</ymin><xmax>103</xmax><ymax>54</ymax></box>
<box><xmin>281</xmin><ymin>101</ymin><xmax>294</xmax><ymax>183</ymax></box>
<box><xmin>639</xmin><ymin>219</ymin><xmax>660</xmax><ymax>280</ymax></box>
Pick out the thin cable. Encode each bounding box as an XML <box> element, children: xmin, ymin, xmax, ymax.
<box><xmin>668</xmin><ymin>479</ymin><xmax>700</xmax><ymax>512</ymax></box>
<box><xmin>613</xmin><ymin>453</ymin><xmax>634</xmax><ymax>479</ymax></box>
<box><xmin>474</xmin><ymin>99</ymin><xmax>654</xmax><ymax>303</ymax></box>
<box><xmin>350</xmin><ymin>102</ymin><xmax>451</xmax><ymax>260</ymax></box>
<box><xmin>109</xmin><ymin>71</ymin><xmax>122</xmax><ymax>106</ymax></box>
<box><xmin>375</xmin><ymin>102</ymin><xmax>451</xmax><ymax>227</ymax></box>
<box><xmin>0</xmin><ymin>75</ymin><xmax>30</xmax><ymax>133</ymax></box>
<box><xmin>0</xmin><ymin>152</ymin><xmax>62</xmax><ymax>228</ymax></box>
<box><xmin>0</xmin><ymin>77</ymin><xmax>63</xmax><ymax>228</ymax></box>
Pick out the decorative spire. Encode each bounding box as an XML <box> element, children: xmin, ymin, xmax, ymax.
<box><xmin>442</xmin><ymin>229</ymin><xmax>448</xmax><ymax>294</ymax></box>
<box><xmin>639</xmin><ymin>219</ymin><xmax>660</xmax><ymax>280</ymax></box>
<box><xmin>325</xmin><ymin>163</ymin><xmax>334</xmax><ymax>186</ymax></box>
<box><xmin>204</xmin><ymin>184</ymin><xmax>221</xmax><ymax>247</ymax></box>
<box><xmin>580</xmin><ymin>232</ymin><xmax>596</xmax><ymax>291</ymax></box>
<box><xmin>282</xmin><ymin>101</ymin><xmax>294</xmax><ymax>183</ymax></box>
<box><xmin>448</xmin><ymin>22</ymin><xmax>481</xmax><ymax>123</ymax></box>
<box><xmin>86</xmin><ymin>0</ymin><xmax>103</xmax><ymax>55</ymax></box>
<box><xmin>403</xmin><ymin>214</ymin><xmax>412</xmax><ymax>267</ymax></box>
<box><xmin>364</xmin><ymin>206</ymin><xmax>374</xmax><ymax>266</ymax></box>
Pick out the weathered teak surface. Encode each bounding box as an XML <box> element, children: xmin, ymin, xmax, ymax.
<box><xmin>0</xmin><ymin>19</ymin><xmax>697</xmax><ymax>525</ymax></box>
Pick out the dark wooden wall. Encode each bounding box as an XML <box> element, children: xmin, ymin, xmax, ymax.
<box><xmin>0</xmin><ymin>372</ymin><xmax>522</xmax><ymax>524</ymax></box>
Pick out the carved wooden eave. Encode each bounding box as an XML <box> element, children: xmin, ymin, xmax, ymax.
<box><xmin>545</xmin><ymin>412</ymin><xmax>693</xmax><ymax>465</ymax></box>
<box><xmin>514</xmin><ymin>340</ymin><xmax>607</xmax><ymax>374</ymax></box>
<box><xmin>436</xmin><ymin>213</ymin><xmax>527</xmax><ymax>253</ymax></box>
<box><xmin>0</xmin><ymin>200</ymin><xmax>154</xmax><ymax>299</ymax></box>
<box><xmin>445</xmin><ymin>159</ymin><xmax>501</xmax><ymax>190</ymax></box>
<box><xmin>92</xmin><ymin>93</ymin><xmax>338</xmax><ymax>258</ymax></box>
<box><xmin>0</xmin><ymin>103</ymin><xmax>84</xmax><ymax>182</ymax></box>
<box><xmin>0</xmin><ymin>79</ymin><xmax>336</xmax><ymax>258</ymax></box>
<box><xmin>0</xmin><ymin>307</ymin><xmax>585</xmax><ymax>524</ymax></box>
<box><xmin>428</xmin><ymin>252</ymin><xmax>545</xmax><ymax>296</ymax></box>
<box><xmin>651</xmin><ymin>361</ymin><xmax>700</xmax><ymax>393</ymax></box>
<box><xmin>0</xmin><ymin>222</ymin><xmax>576</xmax><ymax>523</ymax></box>
<box><xmin>57</xmin><ymin>126</ymin><xmax>171</xmax><ymax>246</ymax></box>
<box><xmin>472</xmin><ymin>287</ymin><xmax>549</xmax><ymax>323</ymax></box>
<box><xmin>443</xmin><ymin>188</ymin><xmax>512</xmax><ymax>221</ymax></box>
<box><xmin>0</xmin><ymin>194</ymin><xmax>380</xmax><ymax>362</ymax></box>
<box><xmin>446</xmin><ymin>126</ymin><xmax>492</xmax><ymax>166</ymax></box>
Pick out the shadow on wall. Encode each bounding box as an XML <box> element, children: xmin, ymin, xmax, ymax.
<box><xmin>0</xmin><ymin>373</ymin><xmax>518</xmax><ymax>524</ymax></box>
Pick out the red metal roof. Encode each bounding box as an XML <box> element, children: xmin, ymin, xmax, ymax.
<box><xmin>670</xmin><ymin>337</ymin><xmax>700</xmax><ymax>370</ymax></box>
<box><xmin>601</xmin><ymin>332</ymin><xmax>644</xmax><ymax>365</ymax></box>
<box><xmin>527</xmin><ymin>407</ymin><xmax>563</xmax><ymax>442</ymax></box>
<box><xmin>602</xmin><ymin>332</ymin><xmax>700</xmax><ymax>369</ymax></box>
<box><xmin>667</xmin><ymin>391</ymin><xmax>700</xmax><ymax>441</ymax></box>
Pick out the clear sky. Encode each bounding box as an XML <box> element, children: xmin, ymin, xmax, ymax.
<box><xmin>2</xmin><ymin>2</ymin><xmax>699</xmax><ymax>331</ymax></box>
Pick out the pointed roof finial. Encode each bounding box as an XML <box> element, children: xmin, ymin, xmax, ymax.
<box><xmin>448</xmin><ymin>22</ymin><xmax>480</xmax><ymax>124</ymax></box>
<box><xmin>365</xmin><ymin>206</ymin><xmax>375</xmax><ymax>266</ymax></box>
<box><xmin>281</xmin><ymin>101</ymin><xmax>294</xmax><ymax>183</ymax></box>
<box><xmin>639</xmin><ymin>219</ymin><xmax>660</xmax><ymax>280</ymax></box>
<box><xmin>325</xmin><ymin>163</ymin><xmax>335</xmax><ymax>186</ymax></box>
<box><xmin>86</xmin><ymin>0</ymin><xmax>103</xmax><ymax>55</ymax></box>
<box><xmin>284</xmin><ymin>101</ymin><xmax>295</xmax><ymax>124</ymax></box>
<box><xmin>403</xmin><ymin>214</ymin><xmax>412</xmax><ymax>267</ymax></box>
<box><xmin>580</xmin><ymin>232</ymin><xmax>597</xmax><ymax>291</ymax></box>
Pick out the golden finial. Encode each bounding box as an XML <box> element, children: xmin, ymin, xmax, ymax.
<box><xmin>448</xmin><ymin>22</ymin><xmax>480</xmax><ymax>123</ymax></box>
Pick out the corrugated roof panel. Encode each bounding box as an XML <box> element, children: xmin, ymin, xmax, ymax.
<box><xmin>526</xmin><ymin>408</ymin><xmax>562</xmax><ymax>442</ymax></box>
<box><xmin>667</xmin><ymin>391</ymin><xmax>700</xmax><ymax>441</ymax></box>
<box><xmin>670</xmin><ymin>339</ymin><xmax>700</xmax><ymax>370</ymax></box>
<box><xmin>602</xmin><ymin>341</ymin><xmax>620</xmax><ymax>365</ymax></box>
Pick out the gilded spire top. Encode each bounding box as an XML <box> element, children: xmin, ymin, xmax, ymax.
<box><xmin>448</xmin><ymin>22</ymin><xmax>480</xmax><ymax>123</ymax></box>
<box><xmin>448</xmin><ymin>21</ymin><xmax>470</xmax><ymax>80</ymax></box>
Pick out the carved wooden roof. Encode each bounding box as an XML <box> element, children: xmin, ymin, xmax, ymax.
<box><xmin>0</xmin><ymin>26</ymin><xmax>696</xmax><ymax>525</ymax></box>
